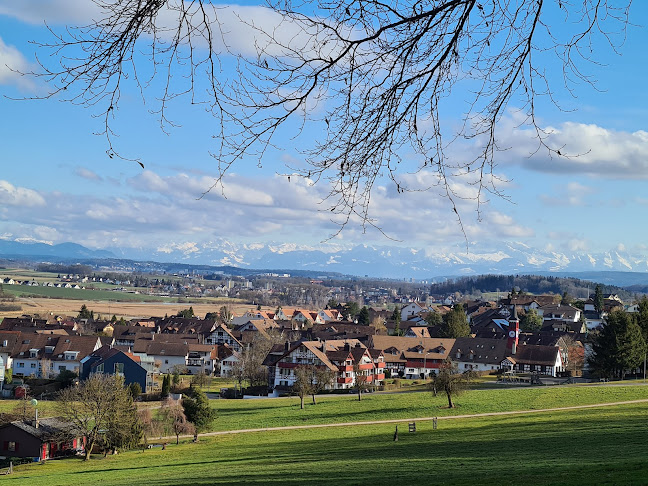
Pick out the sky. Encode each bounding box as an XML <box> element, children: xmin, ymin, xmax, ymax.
<box><xmin>0</xmin><ymin>1</ymin><xmax>647</xmax><ymax>266</ymax></box>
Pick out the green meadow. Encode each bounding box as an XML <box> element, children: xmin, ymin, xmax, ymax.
<box><xmin>211</xmin><ymin>384</ymin><xmax>648</xmax><ymax>431</ymax></box>
<box><xmin>5</xmin><ymin>400</ymin><xmax>648</xmax><ymax>485</ymax></box>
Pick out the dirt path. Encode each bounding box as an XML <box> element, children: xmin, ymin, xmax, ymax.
<box><xmin>159</xmin><ymin>398</ymin><xmax>648</xmax><ymax>441</ymax></box>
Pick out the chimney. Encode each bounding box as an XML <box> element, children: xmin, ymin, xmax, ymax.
<box><xmin>284</xmin><ymin>341</ymin><xmax>290</xmax><ymax>351</ymax></box>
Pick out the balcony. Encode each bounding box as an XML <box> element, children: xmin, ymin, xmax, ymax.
<box><xmin>337</xmin><ymin>377</ymin><xmax>353</xmax><ymax>384</ymax></box>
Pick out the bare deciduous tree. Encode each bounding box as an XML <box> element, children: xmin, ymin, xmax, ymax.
<box><xmin>293</xmin><ymin>365</ymin><xmax>313</xmax><ymax>409</ymax></box>
<box><xmin>28</xmin><ymin>1</ymin><xmax>632</xmax><ymax>233</ymax></box>
<box><xmin>160</xmin><ymin>397</ymin><xmax>195</xmax><ymax>444</ymax></box>
<box><xmin>433</xmin><ymin>358</ymin><xmax>474</xmax><ymax>408</ymax></box>
<box><xmin>57</xmin><ymin>374</ymin><xmax>141</xmax><ymax>460</ymax></box>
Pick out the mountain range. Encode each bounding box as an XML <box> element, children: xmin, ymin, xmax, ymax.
<box><xmin>2</xmin><ymin>238</ymin><xmax>648</xmax><ymax>287</ymax></box>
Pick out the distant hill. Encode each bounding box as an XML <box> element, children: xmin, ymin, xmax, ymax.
<box><xmin>429</xmin><ymin>274</ymin><xmax>634</xmax><ymax>301</ymax></box>
<box><xmin>0</xmin><ymin>240</ymin><xmax>115</xmax><ymax>260</ymax></box>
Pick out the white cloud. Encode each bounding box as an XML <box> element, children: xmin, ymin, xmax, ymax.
<box><xmin>495</xmin><ymin>117</ymin><xmax>648</xmax><ymax>178</ymax></box>
<box><xmin>75</xmin><ymin>167</ymin><xmax>103</xmax><ymax>181</ymax></box>
<box><xmin>0</xmin><ymin>36</ymin><xmax>33</xmax><ymax>89</ymax></box>
<box><xmin>0</xmin><ymin>180</ymin><xmax>45</xmax><ymax>207</ymax></box>
<box><xmin>539</xmin><ymin>180</ymin><xmax>595</xmax><ymax>207</ymax></box>
<box><xmin>0</xmin><ymin>1</ymin><xmax>101</xmax><ymax>24</ymax></box>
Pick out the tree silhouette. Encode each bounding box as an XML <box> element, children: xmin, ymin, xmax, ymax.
<box><xmin>25</xmin><ymin>0</ymin><xmax>632</xmax><ymax>234</ymax></box>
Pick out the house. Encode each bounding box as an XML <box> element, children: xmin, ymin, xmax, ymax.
<box><xmin>317</xmin><ymin>309</ymin><xmax>343</xmax><ymax>323</ymax></box>
<box><xmin>400</xmin><ymin>302</ymin><xmax>428</xmax><ymax>321</ymax></box>
<box><xmin>80</xmin><ymin>345</ymin><xmax>151</xmax><ymax>392</ymax></box>
<box><xmin>450</xmin><ymin>337</ymin><xmax>510</xmax><ymax>373</ymax></box>
<box><xmin>500</xmin><ymin>345</ymin><xmax>563</xmax><ymax>377</ymax></box>
<box><xmin>132</xmin><ymin>341</ymin><xmax>189</xmax><ymax>374</ymax></box>
<box><xmin>186</xmin><ymin>344</ymin><xmax>218</xmax><ymax>375</ymax></box>
<box><xmin>540</xmin><ymin>319</ymin><xmax>587</xmax><ymax>334</ymax></box>
<box><xmin>499</xmin><ymin>315</ymin><xmax>563</xmax><ymax>377</ymax></box>
<box><xmin>0</xmin><ymin>418</ymin><xmax>85</xmax><ymax>461</ymax></box>
<box><xmin>11</xmin><ymin>334</ymin><xmax>101</xmax><ymax>378</ymax></box>
<box><xmin>212</xmin><ymin>344</ymin><xmax>237</xmax><ymax>377</ymax></box>
<box><xmin>368</xmin><ymin>335</ymin><xmax>455</xmax><ymax>379</ymax></box>
<box><xmin>204</xmin><ymin>323</ymin><xmax>242</xmax><ymax>351</ymax></box>
<box><xmin>538</xmin><ymin>304</ymin><xmax>581</xmax><ymax>323</ymax></box>
<box><xmin>266</xmin><ymin>339</ymin><xmax>384</xmax><ymax>391</ymax></box>
<box><xmin>404</xmin><ymin>326</ymin><xmax>431</xmax><ymax>338</ymax></box>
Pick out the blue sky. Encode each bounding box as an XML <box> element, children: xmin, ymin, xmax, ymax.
<box><xmin>0</xmin><ymin>1</ymin><xmax>647</xmax><ymax>265</ymax></box>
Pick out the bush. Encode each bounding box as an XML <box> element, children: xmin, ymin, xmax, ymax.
<box><xmin>393</xmin><ymin>378</ymin><xmax>401</xmax><ymax>388</ymax></box>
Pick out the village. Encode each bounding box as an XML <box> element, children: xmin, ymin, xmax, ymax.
<box><xmin>1</xmin><ymin>282</ymin><xmax>640</xmax><ymax>466</ymax></box>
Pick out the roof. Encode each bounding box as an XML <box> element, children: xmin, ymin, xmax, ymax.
<box><xmin>134</xmin><ymin>341</ymin><xmax>189</xmax><ymax>357</ymax></box>
<box><xmin>86</xmin><ymin>345</ymin><xmax>142</xmax><ymax>367</ymax></box>
<box><xmin>4</xmin><ymin>417</ymin><xmax>83</xmax><ymax>440</ymax></box>
<box><xmin>368</xmin><ymin>335</ymin><xmax>455</xmax><ymax>356</ymax></box>
<box><xmin>11</xmin><ymin>333</ymin><xmax>100</xmax><ymax>362</ymax></box>
<box><xmin>509</xmin><ymin>345</ymin><xmax>561</xmax><ymax>366</ymax></box>
<box><xmin>450</xmin><ymin>337</ymin><xmax>509</xmax><ymax>365</ymax></box>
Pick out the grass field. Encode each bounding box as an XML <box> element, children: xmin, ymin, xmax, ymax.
<box><xmin>210</xmin><ymin>384</ymin><xmax>648</xmax><ymax>431</ymax></box>
<box><xmin>5</xmin><ymin>400</ymin><xmax>648</xmax><ymax>485</ymax></box>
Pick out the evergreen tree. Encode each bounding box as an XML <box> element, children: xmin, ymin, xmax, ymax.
<box><xmin>636</xmin><ymin>297</ymin><xmax>648</xmax><ymax>342</ymax></box>
<box><xmin>520</xmin><ymin>309</ymin><xmax>543</xmax><ymax>332</ymax></box>
<box><xmin>182</xmin><ymin>389</ymin><xmax>216</xmax><ymax>438</ymax></box>
<box><xmin>589</xmin><ymin>309</ymin><xmax>646</xmax><ymax>379</ymax></box>
<box><xmin>392</xmin><ymin>306</ymin><xmax>402</xmax><ymax>336</ymax></box>
<box><xmin>594</xmin><ymin>284</ymin><xmax>604</xmax><ymax>314</ymax></box>
<box><xmin>343</xmin><ymin>301</ymin><xmax>361</xmax><ymax>321</ymax></box>
<box><xmin>425</xmin><ymin>311</ymin><xmax>443</xmax><ymax>327</ymax></box>
<box><xmin>357</xmin><ymin>306</ymin><xmax>370</xmax><ymax>325</ymax></box>
<box><xmin>78</xmin><ymin>304</ymin><xmax>93</xmax><ymax>319</ymax></box>
<box><xmin>440</xmin><ymin>304</ymin><xmax>470</xmax><ymax>338</ymax></box>
<box><xmin>161</xmin><ymin>374</ymin><xmax>171</xmax><ymax>398</ymax></box>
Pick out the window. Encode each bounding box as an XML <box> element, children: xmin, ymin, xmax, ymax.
<box><xmin>165</xmin><ymin>360</ymin><xmax>169</xmax><ymax>364</ymax></box>
<box><xmin>8</xmin><ymin>441</ymin><xmax>16</xmax><ymax>452</ymax></box>
<box><xmin>114</xmin><ymin>363</ymin><xmax>124</xmax><ymax>374</ymax></box>
<box><xmin>18</xmin><ymin>362</ymin><xmax>24</xmax><ymax>368</ymax></box>
<box><xmin>96</xmin><ymin>363</ymin><xmax>104</xmax><ymax>373</ymax></box>
<box><xmin>59</xmin><ymin>365</ymin><xmax>67</xmax><ymax>371</ymax></box>
<box><xmin>31</xmin><ymin>363</ymin><xmax>37</xmax><ymax>369</ymax></box>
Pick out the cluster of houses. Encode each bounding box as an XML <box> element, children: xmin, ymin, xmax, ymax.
<box><xmin>0</xmin><ymin>293</ymin><xmax>614</xmax><ymax>462</ymax></box>
<box><xmin>0</xmin><ymin>292</ymin><xmax>599</xmax><ymax>399</ymax></box>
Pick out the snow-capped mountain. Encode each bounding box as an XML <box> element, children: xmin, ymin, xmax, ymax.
<box><xmin>107</xmin><ymin>239</ymin><xmax>648</xmax><ymax>280</ymax></box>
<box><xmin>3</xmin><ymin>238</ymin><xmax>648</xmax><ymax>283</ymax></box>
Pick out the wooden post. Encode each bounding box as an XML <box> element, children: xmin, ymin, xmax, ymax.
<box><xmin>393</xmin><ymin>425</ymin><xmax>398</xmax><ymax>441</ymax></box>
<box><xmin>433</xmin><ymin>417</ymin><xmax>438</xmax><ymax>430</ymax></box>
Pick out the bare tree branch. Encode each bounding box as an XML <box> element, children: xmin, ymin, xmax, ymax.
<box><xmin>22</xmin><ymin>0</ymin><xmax>632</xmax><ymax>236</ymax></box>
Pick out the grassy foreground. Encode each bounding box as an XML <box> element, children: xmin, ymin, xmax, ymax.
<box><xmin>6</xmin><ymin>401</ymin><xmax>648</xmax><ymax>485</ymax></box>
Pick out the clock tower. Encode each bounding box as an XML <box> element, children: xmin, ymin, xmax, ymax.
<box><xmin>507</xmin><ymin>305</ymin><xmax>519</xmax><ymax>355</ymax></box>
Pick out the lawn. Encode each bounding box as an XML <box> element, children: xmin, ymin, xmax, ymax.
<box><xmin>210</xmin><ymin>383</ymin><xmax>648</xmax><ymax>431</ymax></box>
<box><xmin>5</xmin><ymin>401</ymin><xmax>648</xmax><ymax>485</ymax></box>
